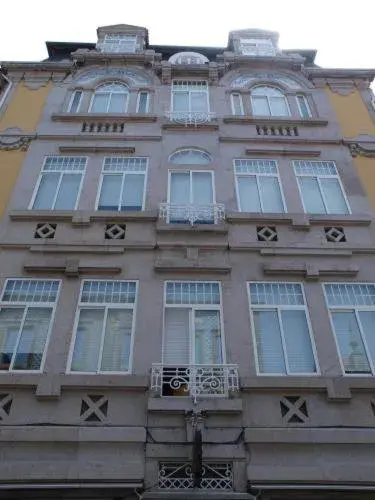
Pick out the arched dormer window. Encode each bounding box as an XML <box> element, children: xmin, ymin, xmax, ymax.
<box><xmin>251</xmin><ymin>85</ymin><xmax>290</xmax><ymax>117</ymax></box>
<box><xmin>169</xmin><ymin>52</ymin><xmax>209</xmax><ymax>65</ymax></box>
<box><xmin>169</xmin><ymin>149</ymin><xmax>212</xmax><ymax>165</ymax></box>
<box><xmin>89</xmin><ymin>82</ymin><xmax>129</xmax><ymax>113</ymax></box>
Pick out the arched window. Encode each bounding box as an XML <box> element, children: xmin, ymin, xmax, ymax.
<box><xmin>169</xmin><ymin>149</ymin><xmax>212</xmax><ymax>165</ymax></box>
<box><xmin>251</xmin><ymin>86</ymin><xmax>290</xmax><ymax>117</ymax></box>
<box><xmin>169</xmin><ymin>52</ymin><xmax>209</xmax><ymax>65</ymax></box>
<box><xmin>89</xmin><ymin>82</ymin><xmax>129</xmax><ymax>113</ymax></box>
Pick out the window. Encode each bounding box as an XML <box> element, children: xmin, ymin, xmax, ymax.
<box><xmin>100</xmin><ymin>34</ymin><xmax>137</xmax><ymax>53</ymax></box>
<box><xmin>231</xmin><ymin>93</ymin><xmax>244</xmax><ymax>115</ymax></box>
<box><xmin>136</xmin><ymin>91</ymin><xmax>149</xmax><ymax>113</ymax></box>
<box><xmin>296</xmin><ymin>95</ymin><xmax>312</xmax><ymax>118</ymax></box>
<box><xmin>239</xmin><ymin>38</ymin><xmax>275</xmax><ymax>56</ymax></box>
<box><xmin>234</xmin><ymin>159</ymin><xmax>285</xmax><ymax>213</ymax></box>
<box><xmin>169</xmin><ymin>149</ymin><xmax>212</xmax><ymax>165</ymax></box>
<box><xmin>163</xmin><ymin>281</ymin><xmax>224</xmax><ymax>366</ymax></box>
<box><xmin>169</xmin><ymin>52</ymin><xmax>209</xmax><ymax>65</ymax></box>
<box><xmin>248</xmin><ymin>282</ymin><xmax>317</xmax><ymax>374</ymax></box>
<box><xmin>293</xmin><ymin>160</ymin><xmax>350</xmax><ymax>214</ymax></box>
<box><xmin>0</xmin><ymin>279</ymin><xmax>60</xmax><ymax>371</ymax></box>
<box><xmin>324</xmin><ymin>283</ymin><xmax>375</xmax><ymax>375</ymax></box>
<box><xmin>97</xmin><ymin>157</ymin><xmax>147</xmax><ymax>211</ymax></box>
<box><xmin>89</xmin><ymin>82</ymin><xmax>129</xmax><ymax>113</ymax></box>
<box><xmin>30</xmin><ymin>156</ymin><xmax>87</xmax><ymax>210</ymax></box>
<box><xmin>168</xmin><ymin>170</ymin><xmax>214</xmax><ymax>223</ymax></box>
<box><xmin>251</xmin><ymin>86</ymin><xmax>290</xmax><ymax>117</ymax></box>
<box><xmin>68</xmin><ymin>90</ymin><xmax>83</xmax><ymax>113</ymax></box>
<box><xmin>172</xmin><ymin>81</ymin><xmax>209</xmax><ymax>116</ymax></box>
<box><xmin>69</xmin><ymin>281</ymin><xmax>137</xmax><ymax>373</ymax></box>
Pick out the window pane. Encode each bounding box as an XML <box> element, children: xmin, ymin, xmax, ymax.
<box><xmin>0</xmin><ymin>308</ymin><xmax>24</xmax><ymax>371</ymax></box>
<box><xmin>170</xmin><ymin>173</ymin><xmax>190</xmax><ymax>203</ymax></box>
<box><xmin>173</xmin><ymin>92</ymin><xmax>189</xmax><ymax>112</ymax></box>
<box><xmin>331</xmin><ymin>311</ymin><xmax>371</xmax><ymax>374</ymax></box>
<box><xmin>359</xmin><ymin>311</ymin><xmax>375</xmax><ymax>369</ymax></box>
<box><xmin>91</xmin><ymin>94</ymin><xmax>108</xmax><ymax>113</ymax></box>
<box><xmin>164</xmin><ymin>308</ymin><xmax>190</xmax><ymax>364</ymax></box>
<box><xmin>69</xmin><ymin>91</ymin><xmax>82</xmax><ymax>113</ymax></box>
<box><xmin>253</xmin><ymin>310</ymin><xmax>286</xmax><ymax>373</ymax></box>
<box><xmin>13</xmin><ymin>307</ymin><xmax>52</xmax><ymax>370</ymax></box>
<box><xmin>320</xmin><ymin>178</ymin><xmax>349</xmax><ymax>214</ymax></box>
<box><xmin>137</xmin><ymin>92</ymin><xmax>148</xmax><ymax>113</ymax></box>
<box><xmin>71</xmin><ymin>309</ymin><xmax>104</xmax><ymax>372</ymax></box>
<box><xmin>108</xmin><ymin>93</ymin><xmax>127</xmax><ymax>113</ymax></box>
<box><xmin>232</xmin><ymin>94</ymin><xmax>243</xmax><ymax>115</ymax></box>
<box><xmin>54</xmin><ymin>174</ymin><xmax>81</xmax><ymax>210</ymax></box>
<box><xmin>192</xmin><ymin>172</ymin><xmax>213</xmax><ymax>204</ymax></box>
<box><xmin>32</xmin><ymin>173</ymin><xmax>60</xmax><ymax>209</ymax></box>
<box><xmin>259</xmin><ymin>176</ymin><xmax>284</xmax><ymax>212</ymax></box>
<box><xmin>270</xmin><ymin>97</ymin><xmax>289</xmax><ymax>116</ymax></box>
<box><xmin>191</xmin><ymin>92</ymin><xmax>208</xmax><ymax>112</ymax></box>
<box><xmin>237</xmin><ymin>176</ymin><xmax>261</xmax><ymax>212</ymax></box>
<box><xmin>281</xmin><ymin>310</ymin><xmax>316</xmax><ymax>373</ymax></box>
<box><xmin>251</xmin><ymin>96</ymin><xmax>270</xmax><ymax>116</ymax></box>
<box><xmin>101</xmin><ymin>309</ymin><xmax>133</xmax><ymax>371</ymax></box>
<box><xmin>195</xmin><ymin>310</ymin><xmax>222</xmax><ymax>364</ymax></box>
<box><xmin>297</xmin><ymin>95</ymin><xmax>311</xmax><ymax>118</ymax></box>
<box><xmin>121</xmin><ymin>174</ymin><xmax>145</xmax><ymax>211</ymax></box>
<box><xmin>98</xmin><ymin>175</ymin><xmax>122</xmax><ymax>210</ymax></box>
<box><xmin>298</xmin><ymin>177</ymin><xmax>326</xmax><ymax>213</ymax></box>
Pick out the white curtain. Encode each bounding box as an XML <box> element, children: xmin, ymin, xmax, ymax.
<box><xmin>253</xmin><ymin>310</ymin><xmax>286</xmax><ymax>373</ymax></box>
<box><xmin>194</xmin><ymin>310</ymin><xmax>222</xmax><ymax>364</ymax></box>
<box><xmin>0</xmin><ymin>308</ymin><xmax>23</xmax><ymax>370</ymax></box>
<box><xmin>163</xmin><ymin>308</ymin><xmax>190</xmax><ymax>364</ymax></box>
<box><xmin>71</xmin><ymin>309</ymin><xmax>104</xmax><ymax>372</ymax></box>
<box><xmin>281</xmin><ymin>310</ymin><xmax>316</xmax><ymax>373</ymax></box>
<box><xmin>101</xmin><ymin>309</ymin><xmax>133</xmax><ymax>371</ymax></box>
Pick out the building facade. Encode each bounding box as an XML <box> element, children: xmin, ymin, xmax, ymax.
<box><xmin>0</xmin><ymin>23</ymin><xmax>375</xmax><ymax>500</ymax></box>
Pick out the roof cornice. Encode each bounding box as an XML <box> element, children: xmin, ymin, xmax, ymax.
<box><xmin>307</xmin><ymin>67</ymin><xmax>375</xmax><ymax>81</ymax></box>
<box><xmin>1</xmin><ymin>61</ymin><xmax>73</xmax><ymax>72</ymax></box>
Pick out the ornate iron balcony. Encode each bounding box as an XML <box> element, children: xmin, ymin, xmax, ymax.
<box><xmin>159</xmin><ymin>462</ymin><xmax>233</xmax><ymax>490</ymax></box>
<box><xmin>151</xmin><ymin>364</ymin><xmax>239</xmax><ymax>399</ymax></box>
<box><xmin>159</xmin><ymin>203</ymin><xmax>225</xmax><ymax>225</ymax></box>
<box><xmin>166</xmin><ymin>111</ymin><xmax>216</xmax><ymax>125</ymax></box>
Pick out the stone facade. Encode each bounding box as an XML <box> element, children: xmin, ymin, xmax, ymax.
<box><xmin>0</xmin><ymin>24</ymin><xmax>375</xmax><ymax>500</ymax></box>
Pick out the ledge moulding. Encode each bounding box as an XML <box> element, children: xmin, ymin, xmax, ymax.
<box><xmin>59</xmin><ymin>145</ymin><xmax>136</xmax><ymax>154</ymax></box>
<box><xmin>23</xmin><ymin>257</ymin><xmax>121</xmax><ymax>277</ymax></box>
<box><xmin>245</xmin><ymin>147</ymin><xmax>321</xmax><ymax>157</ymax></box>
<box><xmin>263</xmin><ymin>262</ymin><xmax>359</xmax><ymax>280</ymax></box>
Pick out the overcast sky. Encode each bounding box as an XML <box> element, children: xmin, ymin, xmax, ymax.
<box><xmin>1</xmin><ymin>0</ymin><xmax>375</xmax><ymax>71</ymax></box>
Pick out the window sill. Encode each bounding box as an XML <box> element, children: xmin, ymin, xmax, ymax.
<box><xmin>222</xmin><ymin>115</ymin><xmax>328</xmax><ymax>126</ymax></box>
<box><xmin>162</xmin><ymin>121</ymin><xmax>219</xmax><ymax>131</ymax></box>
<box><xmin>51</xmin><ymin>112</ymin><xmax>157</xmax><ymax>123</ymax></box>
<box><xmin>148</xmin><ymin>397</ymin><xmax>242</xmax><ymax>414</ymax></box>
<box><xmin>156</xmin><ymin>221</ymin><xmax>228</xmax><ymax>234</ymax></box>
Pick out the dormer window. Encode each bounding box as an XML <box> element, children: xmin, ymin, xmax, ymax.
<box><xmin>100</xmin><ymin>34</ymin><xmax>137</xmax><ymax>53</ymax></box>
<box><xmin>239</xmin><ymin>38</ymin><xmax>275</xmax><ymax>56</ymax></box>
<box><xmin>169</xmin><ymin>52</ymin><xmax>209</xmax><ymax>65</ymax></box>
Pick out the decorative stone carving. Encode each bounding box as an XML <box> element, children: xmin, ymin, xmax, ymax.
<box><xmin>0</xmin><ymin>128</ymin><xmax>35</xmax><ymax>151</ymax></box>
<box><xmin>347</xmin><ymin>141</ymin><xmax>375</xmax><ymax>158</ymax></box>
<box><xmin>230</xmin><ymin>72</ymin><xmax>303</xmax><ymax>89</ymax></box>
<box><xmin>280</xmin><ymin>396</ymin><xmax>309</xmax><ymax>424</ymax></box>
<box><xmin>75</xmin><ymin>68</ymin><xmax>151</xmax><ymax>85</ymax></box>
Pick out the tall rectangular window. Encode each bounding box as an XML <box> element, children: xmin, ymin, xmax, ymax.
<box><xmin>324</xmin><ymin>283</ymin><xmax>375</xmax><ymax>375</ymax></box>
<box><xmin>100</xmin><ymin>34</ymin><xmax>137</xmax><ymax>53</ymax></box>
<box><xmin>296</xmin><ymin>95</ymin><xmax>312</xmax><ymax>118</ymax></box>
<box><xmin>68</xmin><ymin>90</ymin><xmax>83</xmax><ymax>113</ymax></box>
<box><xmin>30</xmin><ymin>156</ymin><xmax>87</xmax><ymax>210</ymax></box>
<box><xmin>136</xmin><ymin>91</ymin><xmax>149</xmax><ymax>113</ymax></box>
<box><xmin>0</xmin><ymin>279</ymin><xmax>60</xmax><ymax>371</ymax></box>
<box><xmin>163</xmin><ymin>281</ymin><xmax>224</xmax><ymax>366</ymax></box>
<box><xmin>172</xmin><ymin>81</ymin><xmax>209</xmax><ymax>115</ymax></box>
<box><xmin>234</xmin><ymin>159</ymin><xmax>285</xmax><ymax>213</ymax></box>
<box><xmin>231</xmin><ymin>93</ymin><xmax>244</xmax><ymax>115</ymax></box>
<box><xmin>293</xmin><ymin>160</ymin><xmax>350</xmax><ymax>215</ymax></box>
<box><xmin>97</xmin><ymin>157</ymin><xmax>147</xmax><ymax>211</ymax></box>
<box><xmin>69</xmin><ymin>281</ymin><xmax>137</xmax><ymax>373</ymax></box>
<box><xmin>168</xmin><ymin>170</ymin><xmax>214</xmax><ymax>223</ymax></box>
<box><xmin>248</xmin><ymin>282</ymin><xmax>317</xmax><ymax>375</ymax></box>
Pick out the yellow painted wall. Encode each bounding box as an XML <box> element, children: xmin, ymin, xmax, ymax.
<box><xmin>0</xmin><ymin>81</ymin><xmax>52</xmax><ymax>216</ymax></box>
<box><xmin>326</xmin><ymin>87</ymin><xmax>375</xmax><ymax>210</ymax></box>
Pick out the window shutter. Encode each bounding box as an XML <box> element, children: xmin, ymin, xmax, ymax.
<box><xmin>163</xmin><ymin>308</ymin><xmax>190</xmax><ymax>365</ymax></box>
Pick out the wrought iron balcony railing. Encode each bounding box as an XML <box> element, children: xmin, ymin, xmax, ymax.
<box><xmin>151</xmin><ymin>364</ymin><xmax>239</xmax><ymax>399</ymax></box>
<box><xmin>159</xmin><ymin>462</ymin><xmax>233</xmax><ymax>490</ymax></box>
<box><xmin>159</xmin><ymin>203</ymin><xmax>225</xmax><ymax>225</ymax></box>
<box><xmin>166</xmin><ymin>111</ymin><xmax>216</xmax><ymax>125</ymax></box>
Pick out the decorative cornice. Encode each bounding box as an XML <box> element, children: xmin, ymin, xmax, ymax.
<box><xmin>71</xmin><ymin>49</ymin><xmax>161</xmax><ymax>68</ymax></box>
<box><xmin>307</xmin><ymin>68</ymin><xmax>375</xmax><ymax>80</ymax></box>
<box><xmin>0</xmin><ymin>128</ymin><xmax>36</xmax><ymax>151</ymax></box>
<box><xmin>245</xmin><ymin>147</ymin><xmax>320</xmax><ymax>157</ymax></box>
<box><xmin>345</xmin><ymin>141</ymin><xmax>375</xmax><ymax>158</ymax></box>
<box><xmin>219</xmin><ymin>136</ymin><xmax>342</xmax><ymax>145</ymax></box>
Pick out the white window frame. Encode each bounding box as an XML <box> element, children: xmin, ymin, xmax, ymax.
<box><xmin>167</xmin><ymin>170</ymin><xmax>216</xmax><ymax>205</ymax></box>
<box><xmin>230</xmin><ymin>93</ymin><xmax>244</xmax><ymax>115</ymax></box>
<box><xmin>171</xmin><ymin>80</ymin><xmax>210</xmax><ymax>114</ymax></box>
<box><xmin>296</xmin><ymin>94</ymin><xmax>312</xmax><ymax>118</ymax></box>
<box><xmin>250</xmin><ymin>86</ymin><xmax>291</xmax><ymax>117</ymax></box>
<box><xmin>67</xmin><ymin>90</ymin><xmax>83</xmax><ymax>113</ymax></box>
<box><xmin>67</xmin><ymin>280</ymin><xmax>138</xmax><ymax>374</ymax></box>
<box><xmin>29</xmin><ymin>156</ymin><xmax>87</xmax><ymax>210</ymax></box>
<box><xmin>100</xmin><ymin>34</ymin><xmax>137</xmax><ymax>53</ymax></box>
<box><xmin>136</xmin><ymin>91</ymin><xmax>149</xmax><ymax>113</ymax></box>
<box><xmin>239</xmin><ymin>38</ymin><xmax>275</xmax><ymax>56</ymax></box>
<box><xmin>95</xmin><ymin>157</ymin><xmax>148</xmax><ymax>212</ymax></box>
<box><xmin>88</xmin><ymin>83</ymin><xmax>129</xmax><ymax>114</ymax></box>
<box><xmin>323</xmin><ymin>282</ymin><xmax>375</xmax><ymax>376</ymax></box>
<box><xmin>234</xmin><ymin>159</ymin><xmax>287</xmax><ymax>213</ymax></box>
<box><xmin>0</xmin><ymin>278</ymin><xmax>61</xmax><ymax>373</ymax></box>
<box><xmin>293</xmin><ymin>160</ymin><xmax>351</xmax><ymax>215</ymax></box>
<box><xmin>169</xmin><ymin>149</ymin><xmax>212</xmax><ymax>165</ymax></box>
<box><xmin>162</xmin><ymin>281</ymin><xmax>226</xmax><ymax>365</ymax></box>
<box><xmin>247</xmin><ymin>281</ymin><xmax>319</xmax><ymax>376</ymax></box>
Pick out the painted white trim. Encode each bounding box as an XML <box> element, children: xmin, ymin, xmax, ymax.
<box><xmin>66</xmin><ymin>279</ymin><xmax>138</xmax><ymax>374</ymax></box>
<box><xmin>67</xmin><ymin>90</ymin><xmax>83</xmax><ymax>113</ymax></box>
<box><xmin>296</xmin><ymin>94</ymin><xmax>312</xmax><ymax>118</ymax></box>
<box><xmin>136</xmin><ymin>91</ymin><xmax>149</xmax><ymax>113</ymax></box>
<box><xmin>88</xmin><ymin>82</ymin><xmax>129</xmax><ymax>113</ymax></box>
<box><xmin>171</xmin><ymin>79</ymin><xmax>210</xmax><ymax>114</ymax></box>
<box><xmin>250</xmin><ymin>85</ymin><xmax>291</xmax><ymax>117</ymax></box>
<box><xmin>230</xmin><ymin>92</ymin><xmax>244</xmax><ymax>116</ymax></box>
<box><xmin>167</xmin><ymin>169</ymin><xmax>216</xmax><ymax>204</ymax></box>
